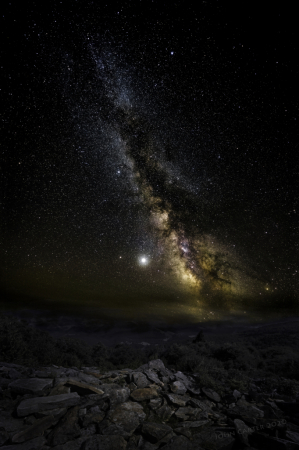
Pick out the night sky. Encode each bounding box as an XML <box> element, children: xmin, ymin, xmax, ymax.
<box><xmin>1</xmin><ymin>1</ymin><xmax>298</xmax><ymax>323</ymax></box>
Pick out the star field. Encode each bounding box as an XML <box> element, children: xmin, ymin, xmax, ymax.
<box><xmin>1</xmin><ymin>1</ymin><xmax>298</xmax><ymax>322</ymax></box>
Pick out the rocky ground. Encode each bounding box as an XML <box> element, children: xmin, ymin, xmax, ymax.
<box><xmin>1</xmin><ymin>359</ymin><xmax>299</xmax><ymax>450</ymax></box>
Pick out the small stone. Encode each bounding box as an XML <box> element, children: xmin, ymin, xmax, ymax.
<box><xmin>174</xmin><ymin>420</ymin><xmax>210</xmax><ymax>429</ymax></box>
<box><xmin>148</xmin><ymin>360</ymin><xmax>165</xmax><ymax>371</ymax></box>
<box><xmin>160</xmin><ymin>435</ymin><xmax>195</xmax><ymax>450</ymax></box>
<box><xmin>144</xmin><ymin>370</ymin><xmax>164</xmax><ymax>386</ymax></box>
<box><xmin>175</xmin><ymin>406</ymin><xmax>206</xmax><ymax>421</ymax></box>
<box><xmin>150</xmin><ymin>397</ymin><xmax>163</xmax><ymax>410</ymax></box>
<box><xmin>48</xmin><ymin>406</ymin><xmax>81</xmax><ymax>446</ymax></box>
<box><xmin>156</xmin><ymin>404</ymin><xmax>174</xmax><ymax>421</ymax></box>
<box><xmin>100</xmin><ymin>384</ymin><xmax>130</xmax><ymax>407</ymax></box>
<box><xmin>128</xmin><ymin>382</ymin><xmax>138</xmax><ymax>392</ymax></box>
<box><xmin>171</xmin><ymin>381</ymin><xmax>187</xmax><ymax>395</ymax></box>
<box><xmin>82</xmin><ymin>412</ymin><xmax>105</xmax><ymax>427</ymax></box>
<box><xmin>51</xmin><ymin>436</ymin><xmax>89</xmax><ymax>450</ymax></box>
<box><xmin>0</xmin><ymin>430</ymin><xmax>9</xmax><ymax>446</ymax></box>
<box><xmin>142</xmin><ymin>422</ymin><xmax>173</xmax><ymax>443</ymax></box>
<box><xmin>12</xmin><ymin>415</ymin><xmax>55</xmax><ymax>444</ymax></box>
<box><xmin>174</xmin><ymin>372</ymin><xmax>192</xmax><ymax>386</ymax></box>
<box><xmin>192</xmin><ymin>429</ymin><xmax>235</xmax><ymax>450</ymax></box>
<box><xmin>82</xmin><ymin>434</ymin><xmax>127</xmax><ymax>448</ymax></box>
<box><xmin>49</xmin><ymin>385</ymin><xmax>71</xmax><ymax>395</ymax></box>
<box><xmin>130</xmin><ymin>387</ymin><xmax>159</xmax><ymax>401</ymax></box>
<box><xmin>101</xmin><ymin>424</ymin><xmax>131</xmax><ymax>438</ymax></box>
<box><xmin>0</xmin><ymin>436</ymin><xmax>47</xmax><ymax>450</ymax></box>
<box><xmin>187</xmin><ymin>385</ymin><xmax>201</xmax><ymax>396</ymax></box>
<box><xmin>166</xmin><ymin>393</ymin><xmax>190</xmax><ymax>407</ymax></box>
<box><xmin>286</xmin><ymin>430</ymin><xmax>299</xmax><ymax>444</ymax></box>
<box><xmin>202</xmin><ymin>387</ymin><xmax>221</xmax><ymax>403</ymax></box>
<box><xmin>234</xmin><ymin>418</ymin><xmax>253</xmax><ymax>445</ymax></box>
<box><xmin>233</xmin><ymin>389</ymin><xmax>242</xmax><ymax>400</ymax></box>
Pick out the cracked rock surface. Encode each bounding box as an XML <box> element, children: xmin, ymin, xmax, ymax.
<box><xmin>0</xmin><ymin>360</ymin><xmax>298</xmax><ymax>449</ymax></box>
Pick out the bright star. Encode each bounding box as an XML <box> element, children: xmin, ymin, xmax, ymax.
<box><xmin>139</xmin><ymin>256</ymin><xmax>148</xmax><ymax>265</ymax></box>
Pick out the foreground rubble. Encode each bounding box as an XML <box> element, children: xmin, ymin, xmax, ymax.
<box><xmin>0</xmin><ymin>360</ymin><xmax>299</xmax><ymax>449</ymax></box>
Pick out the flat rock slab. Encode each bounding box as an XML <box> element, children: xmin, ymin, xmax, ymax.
<box><xmin>166</xmin><ymin>393</ymin><xmax>190</xmax><ymax>407</ymax></box>
<box><xmin>9</xmin><ymin>378</ymin><xmax>53</xmax><ymax>395</ymax></box>
<box><xmin>11</xmin><ymin>415</ymin><xmax>55</xmax><ymax>443</ymax></box>
<box><xmin>131</xmin><ymin>387</ymin><xmax>159</xmax><ymax>401</ymax></box>
<box><xmin>65</xmin><ymin>379</ymin><xmax>104</xmax><ymax>396</ymax></box>
<box><xmin>82</xmin><ymin>434</ymin><xmax>127</xmax><ymax>449</ymax></box>
<box><xmin>174</xmin><ymin>420</ymin><xmax>210</xmax><ymax>429</ymax></box>
<box><xmin>17</xmin><ymin>392</ymin><xmax>80</xmax><ymax>417</ymax></box>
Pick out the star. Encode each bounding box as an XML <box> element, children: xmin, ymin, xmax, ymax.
<box><xmin>139</xmin><ymin>256</ymin><xmax>149</xmax><ymax>265</ymax></box>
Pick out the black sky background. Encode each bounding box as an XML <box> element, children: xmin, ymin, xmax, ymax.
<box><xmin>1</xmin><ymin>1</ymin><xmax>298</xmax><ymax>324</ymax></box>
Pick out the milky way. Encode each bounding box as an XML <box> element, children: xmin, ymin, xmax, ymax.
<box><xmin>1</xmin><ymin>14</ymin><xmax>297</xmax><ymax>323</ymax></box>
<box><xmin>64</xmin><ymin>43</ymin><xmax>271</xmax><ymax>308</ymax></box>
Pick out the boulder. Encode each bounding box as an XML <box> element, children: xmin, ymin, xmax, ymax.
<box><xmin>107</xmin><ymin>401</ymin><xmax>146</xmax><ymax>434</ymax></box>
<box><xmin>132</xmin><ymin>372</ymin><xmax>151</xmax><ymax>388</ymax></box>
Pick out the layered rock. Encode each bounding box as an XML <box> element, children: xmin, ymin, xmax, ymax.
<box><xmin>0</xmin><ymin>359</ymin><xmax>298</xmax><ymax>450</ymax></box>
